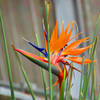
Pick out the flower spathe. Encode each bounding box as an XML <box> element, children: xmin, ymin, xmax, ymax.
<box><xmin>14</xmin><ymin>21</ymin><xmax>95</xmax><ymax>91</ymax></box>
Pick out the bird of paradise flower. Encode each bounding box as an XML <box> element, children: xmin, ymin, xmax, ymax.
<box><xmin>13</xmin><ymin>21</ymin><xmax>95</xmax><ymax>93</ymax></box>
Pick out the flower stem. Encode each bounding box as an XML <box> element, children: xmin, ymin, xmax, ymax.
<box><xmin>0</xmin><ymin>11</ymin><xmax>15</xmax><ymax>100</ymax></box>
<box><xmin>79</xmin><ymin>57</ymin><xmax>85</xmax><ymax>100</ymax></box>
<box><xmin>44</xmin><ymin>1</ymin><xmax>53</xmax><ymax>100</ymax></box>
<box><xmin>35</xmin><ymin>33</ymin><xmax>48</xmax><ymax>100</ymax></box>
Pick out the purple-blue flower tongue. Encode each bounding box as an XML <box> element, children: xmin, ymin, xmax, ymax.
<box><xmin>28</xmin><ymin>41</ymin><xmax>48</xmax><ymax>58</ymax></box>
<box><xmin>23</xmin><ymin>37</ymin><xmax>48</xmax><ymax>58</ymax></box>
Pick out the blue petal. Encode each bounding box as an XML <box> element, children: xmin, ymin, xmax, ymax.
<box><xmin>28</xmin><ymin>42</ymin><xmax>48</xmax><ymax>58</ymax></box>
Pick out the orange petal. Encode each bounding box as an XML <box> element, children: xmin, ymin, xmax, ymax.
<box><xmin>15</xmin><ymin>48</ymin><xmax>48</xmax><ymax>63</ymax></box>
<box><xmin>58</xmin><ymin>21</ymin><xmax>65</xmax><ymax>40</ymax></box>
<box><xmin>50</xmin><ymin>22</ymin><xmax>64</xmax><ymax>53</ymax></box>
<box><xmin>51</xmin><ymin>22</ymin><xmax>71</xmax><ymax>53</ymax></box>
<box><xmin>55</xmin><ymin>64</ymin><xmax>63</xmax><ymax>73</ymax></box>
<box><xmin>46</xmin><ymin>80</ymin><xmax>59</xmax><ymax>90</ymax></box>
<box><xmin>66</xmin><ymin>57</ymin><xmax>95</xmax><ymax>64</ymax></box>
<box><xmin>69</xmin><ymin>32</ymin><xmax>82</xmax><ymax>42</ymax></box>
<box><xmin>64</xmin><ymin>21</ymin><xmax>71</xmax><ymax>37</ymax></box>
<box><xmin>66</xmin><ymin>23</ymin><xmax>73</xmax><ymax>42</ymax></box>
<box><xmin>52</xmin><ymin>80</ymin><xmax>59</xmax><ymax>87</ymax></box>
<box><xmin>50</xmin><ymin>21</ymin><xmax>58</xmax><ymax>44</ymax></box>
<box><xmin>50</xmin><ymin>21</ymin><xmax>58</xmax><ymax>53</ymax></box>
<box><xmin>61</xmin><ymin>44</ymin><xmax>92</xmax><ymax>56</ymax></box>
<box><xmin>62</xmin><ymin>37</ymin><xmax>88</xmax><ymax>54</ymax></box>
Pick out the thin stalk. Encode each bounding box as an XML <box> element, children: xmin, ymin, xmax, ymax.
<box><xmin>0</xmin><ymin>12</ymin><xmax>15</xmax><ymax>100</ymax></box>
<box><xmin>90</xmin><ymin>66</ymin><xmax>96</xmax><ymax>100</ymax></box>
<box><xmin>89</xmin><ymin>15</ymin><xmax>99</xmax><ymax>99</ymax></box>
<box><xmin>91</xmin><ymin>15</ymin><xmax>100</xmax><ymax>44</ymax></box>
<box><xmin>35</xmin><ymin>33</ymin><xmax>48</xmax><ymax>100</ymax></box>
<box><xmin>69</xmin><ymin>67</ymin><xmax>73</xmax><ymax>90</ymax></box>
<box><xmin>65</xmin><ymin>78</ymin><xmax>69</xmax><ymax>100</ymax></box>
<box><xmin>84</xmin><ymin>37</ymin><xmax>97</xmax><ymax>99</ymax></box>
<box><xmin>12</xmin><ymin>46</ymin><xmax>36</xmax><ymax>100</ymax></box>
<box><xmin>68</xmin><ymin>66</ymin><xmax>73</xmax><ymax>100</ymax></box>
<box><xmin>68</xmin><ymin>95</ymin><xmax>72</xmax><ymax>100</ymax></box>
<box><xmin>65</xmin><ymin>64</ymin><xmax>73</xmax><ymax>100</ymax></box>
<box><xmin>84</xmin><ymin>15</ymin><xmax>100</xmax><ymax>99</ymax></box>
<box><xmin>97</xmin><ymin>90</ymin><xmax>100</xmax><ymax>100</ymax></box>
<box><xmin>82</xmin><ymin>71</ymin><xmax>87</xmax><ymax>98</ymax></box>
<box><xmin>93</xmin><ymin>68</ymin><xmax>96</xmax><ymax>100</ymax></box>
<box><xmin>82</xmin><ymin>64</ymin><xmax>89</xmax><ymax>97</ymax></box>
<box><xmin>90</xmin><ymin>68</ymin><xmax>94</xmax><ymax>100</ymax></box>
<box><xmin>79</xmin><ymin>57</ymin><xmax>85</xmax><ymax>100</ymax></box>
<box><xmin>45</xmin><ymin>1</ymin><xmax>53</xmax><ymax>100</ymax></box>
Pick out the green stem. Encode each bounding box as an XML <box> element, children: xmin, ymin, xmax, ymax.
<box><xmin>90</xmin><ymin>68</ymin><xmax>94</xmax><ymax>100</ymax></box>
<box><xmin>79</xmin><ymin>57</ymin><xmax>85</xmax><ymax>100</ymax></box>
<box><xmin>69</xmin><ymin>67</ymin><xmax>73</xmax><ymax>90</ymax></box>
<box><xmin>90</xmin><ymin>66</ymin><xmax>96</xmax><ymax>100</ymax></box>
<box><xmin>65</xmin><ymin>79</ymin><xmax>69</xmax><ymax>100</ymax></box>
<box><xmin>65</xmin><ymin>63</ymin><xmax>73</xmax><ymax>100</ymax></box>
<box><xmin>84</xmin><ymin>37</ymin><xmax>97</xmax><ymax>99</ymax></box>
<box><xmin>35</xmin><ymin>33</ymin><xmax>48</xmax><ymax>100</ymax></box>
<box><xmin>84</xmin><ymin>14</ymin><xmax>100</xmax><ymax>99</ymax></box>
<box><xmin>68</xmin><ymin>65</ymin><xmax>73</xmax><ymax>100</ymax></box>
<box><xmin>93</xmin><ymin>69</ymin><xmax>96</xmax><ymax>100</ymax></box>
<box><xmin>97</xmin><ymin>90</ymin><xmax>100</xmax><ymax>100</ymax></box>
<box><xmin>0</xmin><ymin>12</ymin><xmax>15</xmax><ymax>100</ymax></box>
<box><xmin>45</xmin><ymin>1</ymin><xmax>53</xmax><ymax>100</ymax></box>
<box><xmin>82</xmin><ymin>64</ymin><xmax>88</xmax><ymax>98</ymax></box>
